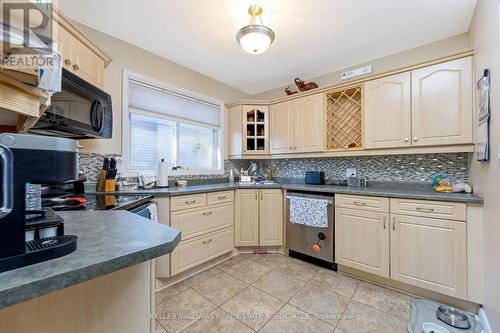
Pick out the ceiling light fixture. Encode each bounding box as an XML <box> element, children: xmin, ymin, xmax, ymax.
<box><xmin>236</xmin><ymin>4</ymin><xmax>275</xmax><ymax>55</ymax></box>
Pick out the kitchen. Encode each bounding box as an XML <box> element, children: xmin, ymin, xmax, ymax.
<box><xmin>0</xmin><ymin>1</ymin><xmax>498</xmax><ymax>332</ymax></box>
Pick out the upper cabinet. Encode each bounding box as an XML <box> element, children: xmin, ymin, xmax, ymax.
<box><xmin>294</xmin><ymin>94</ymin><xmax>324</xmax><ymax>152</ymax></box>
<box><xmin>269</xmin><ymin>100</ymin><xmax>293</xmax><ymax>154</ymax></box>
<box><xmin>52</xmin><ymin>8</ymin><xmax>111</xmax><ymax>90</ymax></box>
<box><xmin>364</xmin><ymin>57</ymin><xmax>473</xmax><ymax>149</ymax></box>
<box><xmin>243</xmin><ymin>105</ymin><xmax>269</xmax><ymax>154</ymax></box>
<box><xmin>230</xmin><ymin>55</ymin><xmax>474</xmax><ymax>158</ymax></box>
<box><xmin>227</xmin><ymin>105</ymin><xmax>243</xmax><ymax>156</ymax></box>
<box><xmin>270</xmin><ymin>93</ymin><xmax>324</xmax><ymax>154</ymax></box>
<box><xmin>364</xmin><ymin>72</ymin><xmax>411</xmax><ymax>149</ymax></box>
<box><xmin>411</xmin><ymin>57</ymin><xmax>473</xmax><ymax>146</ymax></box>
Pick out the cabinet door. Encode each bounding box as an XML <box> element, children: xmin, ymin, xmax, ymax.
<box><xmin>411</xmin><ymin>57</ymin><xmax>473</xmax><ymax>146</ymax></box>
<box><xmin>235</xmin><ymin>190</ymin><xmax>259</xmax><ymax>246</ymax></box>
<box><xmin>52</xmin><ymin>22</ymin><xmax>72</xmax><ymax>71</ymax></box>
<box><xmin>259</xmin><ymin>189</ymin><xmax>283</xmax><ymax>246</ymax></box>
<box><xmin>364</xmin><ymin>72</ymin><xmax>411</xmax><ymax>148</ymax></box>
<box><xmin>270</xmin><ymin>101</ymin><xmax>294</xmax><ymax>154</ymax></box>
<box><xmin>227</xmin><ymin>105</ymin><xmax>243</xmax><ymax>156</ymax></box>
<box><xmin>390</xmin><ymin>214</ymin><xmax>466</xmax><ymax>298</ymax></box>
<box><xmin>242</xmin><ymin>105</ymin><xmax>269</xmax><ymax>155</ymax></box>
<box><xmin>293</xmin><ymin>93</ymin><xmax>324</xmax><ymax>152</ymax></box>
<box><xmin>335</xmin><ymin>208</ymin><xmax>389</xmax><ymax>277</ymax></box>
<box><xmin>69</xmin><ymin>36</ymin><xmax>105</xmax><ymax>89</ymax></box>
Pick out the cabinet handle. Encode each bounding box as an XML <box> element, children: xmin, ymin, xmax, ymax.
<box><xmin>413</xmin><ymin>137</ymin><xmax>418</xmax><ymax>142</ymax></box>
<box><xmin>392</xmin><ymin>217</ymin><xmax>396</xmax><ymax>230</ymax></box>
<box><xmin>383</xmin><ymin>216</ymin><xmax>386</xmax><ymax>229</ymax></box>
<box><xmin>64</xmin><ymin>59</ymin><xmax>72</xmax><ymax>65</ymax></box>
<box><xmin>416</xmin><ymin>207</ymin><xmax>434</xmax><ymax>213</ymax></box>
<box><xmin>202</xmin><ymin>238</ymin><xmax>213</xmax><ymax>244</ymax></box>
<box><xmin>352</xmin><ymin>201</ymin><xmax>367</xmax><ymax>206</ymax></box>
<box><xmin>260</xmin><ymin>191</ymin><xmax>263</xmax><ymax>200</ymax></box>
<box><xmin>202</xmin><ymin>211</ymin><xmax>213</xmax><ymax>216</ymax></box>
<box><xmin>289</xmin><ymin>146</ymin><xmax>293</xmax><ymax>150</ymax></box>
<box><xmin>404</xmin><ymin>137</ymin><xmax>409</xmax><ymax>142</ymax></box>
<box><xmin>73</xmin><ymin>64</ymin><xmax>79</xmax><ymax>71</ymax></box>
<box><xmin>184</xmin><ymin>200</ymin><xmax>196</xmax><ymax>204</ymax></box>
<box><xmin>255</xmin><ymin>191</ymin><xmax>257</xmax><ymax>200</ymax></box>
<box><xmin>217</xmin><ymin>196</ymin><xmax>226</xmax><ymax>200</ymax></box>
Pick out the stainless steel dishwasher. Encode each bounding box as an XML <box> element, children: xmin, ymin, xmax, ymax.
<box><xmin>286</xmin><ymin>191</ymin><xmax>336</xmax><ymax>270</ymax></box>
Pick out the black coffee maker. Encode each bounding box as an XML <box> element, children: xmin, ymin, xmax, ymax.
<box><xmin>0</xmin><ymin>133</ymin><xmax>78</xmax><ymax>273</ymax></box>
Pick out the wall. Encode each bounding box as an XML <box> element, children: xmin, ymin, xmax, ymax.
<box><xmin>468</xmin><ymin>0</ymin><xmax>500</xmax><ymax>330</ymax></box>
<box><xmin>74</xmin><ymin>22</ymin><xmax>251</xmax><ymax>155</ymax></box>
<box><xmin>252</xmin><ymin>33</ymin><xmax>471</xmax><ymax>100</ymax></box>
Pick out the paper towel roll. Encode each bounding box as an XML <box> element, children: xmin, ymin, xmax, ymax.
<box><xmin>157</xmin><ymin>159</ymin><xmax>169</xmax><ymax>187</ymax></box>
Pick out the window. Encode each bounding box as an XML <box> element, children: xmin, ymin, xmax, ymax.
<box><xmin>123</xmin><ymin>71</ymin><xmax>224</xmax><ymax>175</ymax></box>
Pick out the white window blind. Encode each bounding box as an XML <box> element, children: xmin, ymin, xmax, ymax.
<box><xmin>126</xmin><ymin>77</ymin><xmax>223</xmax><ymax>174</ymax></box>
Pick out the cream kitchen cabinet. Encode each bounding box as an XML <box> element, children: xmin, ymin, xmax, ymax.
<box><xmin>259</xmin><ymin>189</ymin><xmax>284</xmax><ymax>246</ymax></box>
<box><xmin>335</xmin><ymin>196</ymin><xmax>390</xmax><ymax>278</ymax></box>
<box><xmin>293</xmin><ymin>94</ymin><xmax>324</xmax><ymax>152</ymax></box>
<box><xmin>364</xmin><ymin>57</ymin><xmax>473</xmax><ymax>149</ymax></box>
<box><xmin>243</xmin><ymin>105</ymin><xmax>269</xmax><ymax>154</ymax></box>
<box><xmin>52</xmin><ymin>8</ymin><xmax>111</xmax><ymax>90</ymax></box>
<box><xmin>269</xmin><ymin>100</ymin><xmax>293</xmax><ymax>154</ymax></box>
<box><xmin>235</xmin><ymin>189</ymin><xmax>283</xmax><ymax>246</ymax></box>
<box><xmin>227</xmin><ymin>104</ymin><xmax>269</xmax><ymax>156</ymax></box>
<box><xmin>336</xmin><ymin>194</ymin><xmax>469</xmax><ymax>299</ymax></box>
<box><xmin>364</xmin><ymin>72</ymin><xmax>411</xmax><ymax>149</ymax></box>
<box><xmin>169</xmin><ymin>191</ymin><xmax>235</xmax><ymax>276</ymax></box>
<box><xmin>270</xmin><ymin>93</ymin><xmax>324</xmax><ymax>154</ymax></box>
<box><xmin>411</xmin><ymin>57</ymin><xmax>473</xmax><ymax>146</ymax></box>
<box><xmin>390</xmin><ymin>214</ymin><xmax>467</xmax><ymax>299</ymax></box>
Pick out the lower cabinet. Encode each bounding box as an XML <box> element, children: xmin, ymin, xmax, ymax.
<box><xmin>235</xmin><ymin>189</ymin><xmax>283</xmax><ymax>247</ymax></box>
<box><xmin>390</xmin><ymin>214</ymin><xmax>467</xmax><ymax>299</ymax></box>
<box><xmin>169</xmin><ymin>191</ymin><xmax>235</xmax><ymax>276</ymax></box>
<box><xmin>335</xmin><ymin>208</ymin><xmax>389</xmax><ymax>277</ymax></box>
<box><xmin>170</xmin><ymin>228</ymin><xmax>234</xmax><ymax>275</ymax></box>
<box><xmin>335</xmin><ymin>194</ymin><xmax>468</xmax><ymax>299</ymax></box>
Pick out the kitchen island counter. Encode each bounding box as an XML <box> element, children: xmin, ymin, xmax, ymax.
<box><xmin>0</xmin><ymin>211</ymin><xmax>180</xmax><ymax>309</ymax></box>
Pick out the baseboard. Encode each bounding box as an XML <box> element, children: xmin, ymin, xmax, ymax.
<box><xmin>477</xmin><ymin>307</ymin><xmax>492</xmax><ymax>333</ymax></box>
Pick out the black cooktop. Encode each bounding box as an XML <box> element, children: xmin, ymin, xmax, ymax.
<box><xmin>43</xmin><ymin>194</ymin><xmax>153</xmax><ymax>211</ymax></box>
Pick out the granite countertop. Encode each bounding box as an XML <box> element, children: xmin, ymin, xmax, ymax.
<box><xmin>90</xmin><ymin>182</ymin><xmax>483</xmax><ymax>204</ymax></box>
<box><xmin>0</xmin><ymin>211</ymin><xmax>181</xmax><ymax>309</ymax></box>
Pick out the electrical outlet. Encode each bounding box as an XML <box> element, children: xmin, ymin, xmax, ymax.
<box><xmin>346</xmin><ymin>168</ymin><xmax>357</xmax><ymax>177</ymax></box>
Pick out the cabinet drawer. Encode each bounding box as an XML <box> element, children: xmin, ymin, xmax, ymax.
<box><xmin>207</xmin><ymin>191</ymin><xmax>234</xmax><ymax>205</ymax></box>
<box><xmin>170</xmin><ymin>194</ymin><xmax>207</xmax><ymax>211</ymax></box>
<box><xmin>390</xmin><ymin>198</ymin><xmax>466</xmax><ymax>221</ymax></box>
<box><xmin>336</xmin><ymin>194</ymin><xmax>389</xmax><ymax>212</ymax></box>
<box><xmin>171</xmin><ymin>203</ymin><xmax>234</xmax><ymax>240</ymax></box>
<box><xmin>170</xmin><ymin>228</ymin><xmax>234</xmax><ymax>275</ymax></box>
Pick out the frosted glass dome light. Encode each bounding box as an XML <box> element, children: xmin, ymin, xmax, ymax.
<box><xmin>236</xmin><ymin>5</ymin><xmax>275</xmax><ymax>55</ymax></box>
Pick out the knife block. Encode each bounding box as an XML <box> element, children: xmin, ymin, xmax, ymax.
<box><xmin>96</xmin><ymin>170</ymin><xmax>107</xmax><ymax>192</ymax></box>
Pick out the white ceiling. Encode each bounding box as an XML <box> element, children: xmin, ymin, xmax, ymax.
<box><xmin>59</xmin><ymin>0</ymin><xmax>477</xmax><ymax>95</ymax></box>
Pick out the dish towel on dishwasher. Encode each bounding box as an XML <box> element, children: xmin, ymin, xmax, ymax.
<box><xmin>289</xmin><ymin>196</ymin><xmax>329</xmax><ymax>228</ymax></box>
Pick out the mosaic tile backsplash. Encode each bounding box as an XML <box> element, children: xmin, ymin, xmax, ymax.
<box><xmin>80</xmin><ymin>153</ymin><xmax>469</xmax><ymax>184</ymax></box>
<box><xmin>252</xmin><ymin>153</ymin><xmax>469</xmax><ymax>183</ymax></box>
<box><xmin>78</xmin><ymin>153</ymin><xmax>248</xmax><ymax>183</ymax></box>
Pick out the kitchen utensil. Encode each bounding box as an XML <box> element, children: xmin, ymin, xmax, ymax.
<box><xmin>103</xmin><ymin>157</ymin><xmax>110</xmax><ymax>170</ymax></box>
<box><xmin>436</xmin><ymin>305</ymin><xmax>471</xmax><ymax>329</ymax></box>
<box><xmin>422</xmin><ymin>322</ymin><xmax>451</xmax><ymax>333</ymax></box>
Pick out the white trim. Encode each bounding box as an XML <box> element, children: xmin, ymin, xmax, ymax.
<box><xmin>121</xmin><ymin>69</ymin><xmax>225</xmax><ymax>177</ymax></box>
<box><xmin>478</xmin><ymin>307</ymin><xmax>492</xmax><ymax>333</ymax></box>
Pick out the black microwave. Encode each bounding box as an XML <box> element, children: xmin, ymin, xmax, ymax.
<box><xmin>29</xmin><ymin>68</ymin><xmax>112</xmax><ymax>139</ymax></box>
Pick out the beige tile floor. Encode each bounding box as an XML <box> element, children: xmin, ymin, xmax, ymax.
<box><xmin>154</xmin><ymin>253</ymin><xmax>411</xmax><ymax>333</ymax></box>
